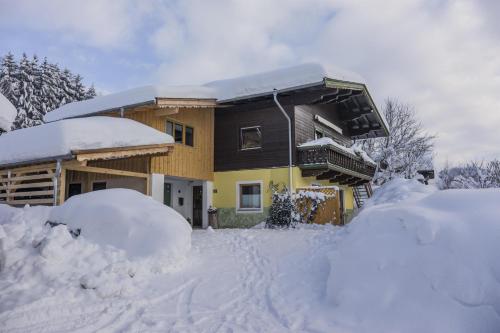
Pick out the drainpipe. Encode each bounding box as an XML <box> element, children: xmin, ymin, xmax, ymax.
<box><xmin>272</xmin><ymin>89</ymin><xmax>293</xmax><ymax>194</ymax></box>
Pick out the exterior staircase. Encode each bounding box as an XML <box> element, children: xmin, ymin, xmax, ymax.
<box><xmin>353</xmin><ymin>183</ymin><xmax>373</xmax><ymax>208</ymax></box>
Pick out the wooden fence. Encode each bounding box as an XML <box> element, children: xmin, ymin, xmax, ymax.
<box><xmin>295</xmin><ymin>186</ymin><xmax>342</xmax><ymax>225</ymax></box>
<box><xmin>0</xmin><ymin>163</ymin><xmax>59</xmax><ymax>206</ymax></box>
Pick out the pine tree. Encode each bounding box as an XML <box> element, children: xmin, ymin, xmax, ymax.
<box><xmin>39</xmin><ymin>58</ymin><xmax>60</xmax><ymax>114</ymax></box>
<box><xmin>0</xmin><ymin>52</ymin><xmax>19</xmax><ymax>107</ymax></box>
<box><xmin>30</xmin><ymin>55</ymin><xmax>44</xmax><ymax>123</ymax></box>
<box><xmin>59</xmin><ymin>68</ymin><xmax>76</xmax><ymax>107</ymax></box>
<box><xmin>84</xmin><ymin>84</ymin><xmax>96</xmax><ymax>100</ymax></box>
<box><xmin>13</xmin><ymin>53</ymin><xmax>38</xmax><ymax>128</ymax></box>
<box><xmin>73</xmin><ymin>74</ymin><xmax>86</xmax><ymax>101</ymax></box>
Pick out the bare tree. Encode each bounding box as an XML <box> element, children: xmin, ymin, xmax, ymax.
<box><xmin>359</xmin><ymin>98</ymin><xmax>435</xmax><ymax>184</ymax></box>
<box><xmin>439</xmin><ymin>159</ymin><xmax>500</xmax><ymax>189</ymax></box>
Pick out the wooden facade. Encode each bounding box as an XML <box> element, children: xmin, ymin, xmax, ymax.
<box><xmin>124</xmin><ymin>106</ymin><xmax>214</xmax><ymax>180</ymax></box>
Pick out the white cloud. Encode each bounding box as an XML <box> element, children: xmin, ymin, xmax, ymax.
<box><xmin>0</xmin><ymin>0</ymin><xmax>155</xmax><ymax>49</ymax></box>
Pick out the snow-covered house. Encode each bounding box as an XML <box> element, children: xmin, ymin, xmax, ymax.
<box><xmin>0</xmin><ymin>63</ymin><xmax>388</xmax><ymax>228</ymax></box>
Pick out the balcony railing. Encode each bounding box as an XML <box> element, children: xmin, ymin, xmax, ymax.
<box><xmin>297</xmin><ymin>144</ymin><xmax>376</xmax><ymax>180</ymax></box>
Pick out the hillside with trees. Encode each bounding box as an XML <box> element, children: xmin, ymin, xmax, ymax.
<box><xmin>0</xmin><ymin>52</ymin><xmax>96</xmax><ymax>130</ymax></box>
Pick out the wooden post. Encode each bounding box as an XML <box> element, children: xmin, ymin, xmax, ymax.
<box><xmin>59</xmin><ymin>168</ymin><xmax>66</xmax><ymax>205</ymax></box>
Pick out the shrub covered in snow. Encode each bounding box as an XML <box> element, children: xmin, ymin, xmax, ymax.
<box><xmin>326</xmin><ymin>179</ymin><xmax>500</xmax><ymax>332</ymax></box>
<box><xmin>266</xmin><ymin>185</ymin><xmax>296</xmax><ymax>228</ymax></box>
<box><xmin>49</xmin><ymin>189</ymin><xmax>192</xmax><ymax>261</ymax></box>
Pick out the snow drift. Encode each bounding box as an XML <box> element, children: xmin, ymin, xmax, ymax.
<box><xmin>326</xmin><ymin>179</ymin><xmax>500</xmax><ymax>332</ymax></box>
<box><xmin>49</xmin><ymin>189</ymin><xmax>192</xmax><ymax>260</ymax></box>
<box><xmin>0</xmin><ymin>190</ymin><xmax>191</xmax><ymax>311</ymax></box>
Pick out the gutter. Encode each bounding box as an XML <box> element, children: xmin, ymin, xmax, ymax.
<box><xmin>272</xmin><ymin>89</ymin><xmax>293</xmax><ymax>194</ymax></box>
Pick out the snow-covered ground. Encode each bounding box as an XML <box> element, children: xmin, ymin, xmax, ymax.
<box><xmin>1</xmin><ymin>181</ymin><xmax>500</xmax><ymax>332</ymax></box>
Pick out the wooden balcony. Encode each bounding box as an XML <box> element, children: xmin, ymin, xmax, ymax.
<box><xmin>297</xmin><ymin>144</ymin><xmax>376</xmax><ymax>185</ymax></box>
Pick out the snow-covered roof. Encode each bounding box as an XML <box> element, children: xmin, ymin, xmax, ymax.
<box><xmin>44</xmin><ymin>63</ymin><xmax>367</xmax><ymax>122</ymax></box>
<box><xmin>44</xmin><ymin>85</ymin><xmax>217</xmax><ymax>122</ymax></box>
<box><xmin>0</xmin><ymin>93</ymin><xmax>17</xmax><ymax>132</ymax></box>
<box><xmin>0</xmin><ymin>116</ymin><xmax>173</xmax><ymax>166</ymax></box>
<box><xmin>205</xmin><ymin>63</ymin><xmax>365</xmax><ymax>102</ymax></box>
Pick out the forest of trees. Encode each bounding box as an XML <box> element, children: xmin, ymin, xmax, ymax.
<box><xmin>0</xmin><ymin>52</ymin><xmax>96</xmax><ymax>130</ymax></box>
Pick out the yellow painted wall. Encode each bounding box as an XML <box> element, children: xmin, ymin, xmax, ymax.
<box><xmin>213</xmin><ymin>166</ymin><xmax>354</xmax><ymax>210</ymax></box>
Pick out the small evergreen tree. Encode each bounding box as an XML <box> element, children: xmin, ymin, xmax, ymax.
<box><xmin>266</xmin><ymin>184</ymin><xmax>297</xmax><ymax>228</ymax></box>
<box><xmin>84</xmin><ymin>84</ymin><xmax>97</xmax><ymax>100</ymax></box>
<box><xmin>13</xmin><ymin>53</ymin><xmax>38</xmax><ymax>128</ymax></box>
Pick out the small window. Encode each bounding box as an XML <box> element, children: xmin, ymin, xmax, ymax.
<box><xmin>238</xmin><ymin>182</ymin><xmax>262</xmax><ymax>211</ymax></box>
<box><xmin>315</xmin><ymin>129</ymin><xmax>324</xmax><ymax>139</ymax></box>
<box><xmin>185</xmin><ymin>126</ymin><xmax>194</xmax><ymax>146</ymax></box>
<box><xmin>92</xmin><ymin>181</ymin><xmax>107</xmax><ymax>191</ymax></box>
<box><xmin>240</xmin><ymin>126</ymin><xmax>262</xmax><ymax>150</ymax></box>
<box><xmin>174</xmin><ymin>123</ymin><xmax>183</xmax><ymax>143</ymax></box>
<box><xmin>68</xmin><ymin>183</ymin><xmax>82</xmax><ymax>198</ymax></box>
<box><xmin>166</xmin><ymin>121</ymin><xmax>173</xmax><ymax>136</ymax></box>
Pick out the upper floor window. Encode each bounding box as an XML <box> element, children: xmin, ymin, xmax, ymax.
<box><xmin>240</xmin><ymin>126</ymin><xmax>262</xmax><ymax>150</ymax></box>
<box><xmin>185</xmin><ymin>126</ymin><xmax>194</xmax><ymax>147</ymax></box>
<box><xmin>315</xmin><ymin>129</ymin><xmax>324</xmax><ymax>140</ymax></box>
<box><xmin>166</xmin><ymin>120</ymin><xmax>194</xmax><ymax>146</ymax></box>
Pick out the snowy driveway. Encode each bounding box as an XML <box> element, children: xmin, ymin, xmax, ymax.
<box><xmin>1</xmin><ymin>227</ymin><xmax>339</xmax><ymax>333</ymax></box>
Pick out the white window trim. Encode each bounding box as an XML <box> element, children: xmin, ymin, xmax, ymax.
<box><xmin>236</xmin><ymin>180</ymin><xmax>264</xmax><ymax>213</ymax></box>
<box><xmin>240</xmin><ymin>126</ymin><xmax>262</xmax><ymax>150</ymax></box>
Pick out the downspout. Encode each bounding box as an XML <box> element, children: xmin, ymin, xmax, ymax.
<box><xmin>272</xmin><ymin>89</ymin><xmax>293</xmax><ymax>194</ymax></box>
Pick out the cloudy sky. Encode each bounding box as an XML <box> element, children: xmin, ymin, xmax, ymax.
<box><xmin>1</xmin><ymin>0</ymin><xmax>499</xmax><ymax>166</ymax></box>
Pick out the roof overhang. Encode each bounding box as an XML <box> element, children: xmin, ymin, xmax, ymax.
<box><xmin>215</xmin><ymin>77</ymin><xmax>389</xmax><ymax>139</ymax></box>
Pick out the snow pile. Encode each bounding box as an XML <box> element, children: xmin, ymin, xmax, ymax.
<box><xmin>45</xmin><ymin>85</ymin><xmax>216</xmax><ymax>122</ymax></box>
<box><xmin>326</xmin><ymin>180</ymin><xmax>500</xmax><ymax>332</ymax></box>
<box><xmin>0</xmin><ymin>190</ymin><xmax>191</xmax><ymax>311</ymax></box>
<box><xmin>49</xmin><ymin>189</ymin><xmax>192</xmax><ymax>261</ymax></box>
<box><xmin>365</xmin><ymin>177</ymin><xmax>436</xmax><ymax>207</ymax></box>
<box><xmin>0</xmin><ymin>92</ymin><xmax>16</xmax><ymax>131</ymax></box>
<box><xmin>0</xmin><ymin>116</ymin><xmax>173</xmax><ymax>166</ymax></box>
<box><xmin>205</xmin><ymin>63</ymin><xmax>364</xmax><ymax>102</ymax></box>
<box><xmin>299</xmin><ymin>137</ymin><xmax>376</xmax><ymax>165</ymax></box>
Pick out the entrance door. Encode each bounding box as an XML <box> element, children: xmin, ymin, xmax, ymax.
<box><xmin>192</xmin><ymin>186</ymin><xmax>203</xmax><ymax>228</ymax></box>
<box><xmin>164</xmin><ymin>183</ymin><xmax>172</xmax><ymax>207</ymax></box>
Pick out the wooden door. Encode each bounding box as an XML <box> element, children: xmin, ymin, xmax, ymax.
<box><xmin>192</xmin><ymin>186</ymin><xmax>203</xmax><ymax>227</ymax></box>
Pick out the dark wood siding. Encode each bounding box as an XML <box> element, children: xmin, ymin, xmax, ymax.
<box><xmin>214</xmin><ymin>101</ymin><xmax>295</xmax><ymax>171</ymax></box>
<box><xmin>294</xmin><ymin>104</ymin><xmax>352</xmax><ymax>146</ymax></box>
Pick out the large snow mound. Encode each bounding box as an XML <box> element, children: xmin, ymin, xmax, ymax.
<box><xmin>49</xmin><ymin>189</ymin><xmax>192</xmax><ymax>260</ymax></box>
<box><xmin>326</xmin><ymin>181</ymin><xmax>500</xmax><ymax>332</ymax></box>
<box><xmin>0</xmin><ymin>92</ymin><xmax>17</xmax><ymax>132</ymax></box>
<box><xmin>205</xmin><ymin>62</ymin><xmax>365</xmax><ymax>102</ymax></box>
<box><xmin>45</xmin><ymin>85</ymin><xmax>217</xmax><ymax>122</ymax></box>
<box><xmin>0</xmin><ymin>116</ymin><xmax>173</xmax><ymax>166</ymax></box>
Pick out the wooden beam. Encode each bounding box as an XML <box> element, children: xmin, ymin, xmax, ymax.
<box><xmin>4</xmin><ymin>198</ymin><xmax>54</xmax><ymax>205</ymax></box>
<box><xmin>155</xmin><ymin>107</ymin><xmax>179</xmax><ymax>117</ymax></box>
<box><xmin>317</xmin><ymin>170</ymin><xmax>341</xmax><ymax>180</ymax></box>
<box><xmin>0</xmin><ymin>181</ymin><xmax>53</xmax><ymax>191</ymax></box>
<box><xmin>0</xmin><ymin>190</ymin><xmax>54</xmax><ymax>198</ymax></box>
<box><xmin>63</xmin><ymin>164</ymin><xmax>149</xmax><ymax>179</ymax></box>
<box><xmin>74</xmin><ymin>144</ymin><xmax>173</xmax><ymax>162</ymax></box>
<box><xmin>59</xmin><ymin>168</ymin><xmax>66</xmax><ymax>205</ymax></box>
<box><xmin>156</xmin><ymin>98</ymin><xmax>217</xmax><ymax>108</ymax></box>
<box><xmin>330</xmin><ymin>174</ymin><xmax>352</xmax><ymax>184</ymax></box>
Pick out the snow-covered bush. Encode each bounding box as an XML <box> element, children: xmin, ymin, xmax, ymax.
<box><xmin>326</xmin><ymin>180</ymin><xmax>500</xmax><ymax>332</ymax></box>
<box><xmin>49</xmin><ymin>189</ymin><xmax>192</xmax><ymax>261</ymax></box>
<box><xmin>438</xmin><ymin>159</ymin><xmax>500</xmax><ymax>189</ymax></box>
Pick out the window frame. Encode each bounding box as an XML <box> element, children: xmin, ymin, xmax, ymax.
<box><xmin>165</xmin><ymin>119</ymin><xmax>195</xmax><ymax>147</ymax></box>
<box><xmin>239</xmin><ymin>126</ymin><xmax>262</xmax><ymax>151</ymax></box>
<box><xmin>236</xmin><ymin>180</ymin><xmax>264</xmax><ymax>213</ymax></box>
<box><xmin>67</xmin><ymin>182</ymin><xmax>82</xmax><ymax>199</ymax></box>
<box><xmin>185</xmin><ymin>126</ymin><xmax>194</xmax><ymax>147</ymax></box>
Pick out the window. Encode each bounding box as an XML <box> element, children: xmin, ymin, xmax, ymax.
<box><xmin>92</xmin><ymin>181</ymin><xmax>106</xmax><ymax>191</ymax></box>
<box><xmin>68</xmin><ymin>183</ymin><xmax>82</xmax><ymax>198</ymax></box>
<box><xmin>166</xmin><ymin>121</ymin><xmax>173</xmax><ymax>136</ymax></box>
<box><xmin>237</xmin><ymin>181</ymin><xmax>263</xmax><ymax>212</ymax></box>
<box><xmin>185</xmin><ymin>126</ymin><xmax>194</xmax><ymax>146</ymax></box>
<box><xmin>240</xmin><ymin>126</ymin><xmax>262</xmax><ymax>150</ymax></box>
<box><xmin>174</xmin><ymin>123</ymin><xmax>183</xmax><ymax>143</ymax></box>
<box><xmin>166</xmin><ymin>119</ymin><xmax>194</xmax><ymax>146</ymax></box>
